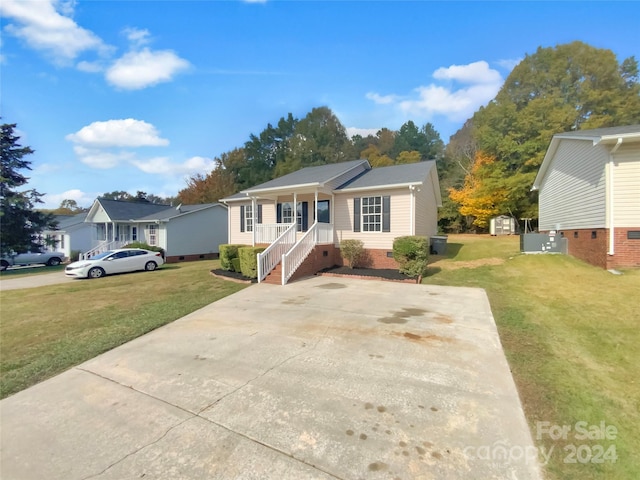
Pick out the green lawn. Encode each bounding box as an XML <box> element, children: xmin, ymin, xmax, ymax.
<box><xmin>423</xmin><ymin>235</ymin><xmax>639</xmax><ymax>480</ymax></box>
<box><xmin>0</xmin><ymin>260</ymin><xmax>247</xmax><ymax>399</ymax></box>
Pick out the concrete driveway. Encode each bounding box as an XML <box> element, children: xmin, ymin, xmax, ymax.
<box><xmin>0</xmin><ymin>270</ymin><xmax>74</xmax><ymax>291</ymax></box>
<box><xmin>0</xmin><ymin>276</ymin><xmax>542</xmax><ymax>479</ymax></box>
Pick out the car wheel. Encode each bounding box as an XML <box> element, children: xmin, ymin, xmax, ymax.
<box><xmin>47</xmin><ymin>257</ymin><xmax>62</xmax><ymax>267</ymax></box>
<box><xmin>0</xmin><ymin>260</ymin><xmax>8</xmax><ymax>271</ymax></box>
<box><xmin>88</xmin><ymin>267</ymin><xmax>105</xmax><ymax>279</ymax></box>
<box><xmin>145</xmin><ymin>261</ymin><xmax>157</xmax><ymax>271</ymax></box>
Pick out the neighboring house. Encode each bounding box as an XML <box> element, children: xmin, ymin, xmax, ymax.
<box><xmin>221</xmin><ymin>159</ymin><xmax>441</xmax><ymax>284</ymax></box>
<box><xmin>42</xmin><ymin>212</ymin><xmax>93</xmax><ymax>260</ymax></box>
<box><xmin>532</xmin><ymin>125</ymin><xmax>640</xmax><ymax>269</ymax></box>
<box><xmin>83</xmin><ymin>198</ymin><xmax>228</xmax><ymax>263</ymax></box>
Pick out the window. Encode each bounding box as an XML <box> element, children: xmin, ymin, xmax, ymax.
<box><xmin>245</xmin><ymin>204</ymin><xmax>253</xmax><ymax>232</ymax></box>
<box><xmin>316</xmin><ymin>200</ymin><xmax>330</xmax><ymax>223</ymax></box>
<box><xmin>362</xmin><ymin>196</ymin><xmax>382</xmax><ymax>232</ymax></box>
<box><xmin>132</xmin><ymin>227</ymin><xmax>138</xmax><ymax>241</ymax></box>
<box><xmin>354</xmin><ymin>196</ymin><xmax>390</xmax><ymax>233</ymax></box>
<box><xmin>628</xmin><ymin>231</ymin><xmax>640</xmax><ymax>240</ymax></box>
<box><xmin>281</xmin><ymin>202</ymin><xmax>293</xmax><ymax>224</ymax></box>
<box><xmin>147</xmin><ymin>224</ymin><xmax>158</xmax><ymax>246</ymax></box>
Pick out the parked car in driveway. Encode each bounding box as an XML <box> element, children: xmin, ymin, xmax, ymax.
<box><xmin>65</xmin><ymin>248</ymin><xmax>164</xmax><ymax>279</ymax></box>
<box><xmin>1</xmin><ymin>251</ymin><xmax>66</xmax><ymax>271</ymax></box>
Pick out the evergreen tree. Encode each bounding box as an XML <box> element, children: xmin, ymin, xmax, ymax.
<box><xmin>1</xmin><ymin>123</ymin><xmax>57</xmax><ymax>255</ymax></box>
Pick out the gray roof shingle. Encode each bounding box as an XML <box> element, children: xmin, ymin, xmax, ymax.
<box><xmin>97</xmin><ymin>198</ymin><xmax>173</xmax><ymax>221</ymax></box>
<box><xmin>243</xmin><ymin>159</ymin><xmax>369</xmax><ymax>192</ymax></box>
<box><xmin>556</xmin><ymin>124</ymin><xmax>640</xmax><ymax>138</ymax></box>
<box><xmin>336</xmin><ymin>161</ymin><xmax>436</xmax><ymax>190</ymax></box>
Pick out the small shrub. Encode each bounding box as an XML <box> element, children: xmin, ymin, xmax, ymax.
<box><xmin>231</xmin><ymin>257</ymin><xmax>241</xmax><ymax>273</ymax></box>
<box><xmin>393</xmin><ymin>236</ymin><xmax>429</xmax><ymax>279</ymax></box>
<box><xmin>238</xmin><ymin>247</ymin><xmax>266</xmax><ymax>279</ymax></box>
<box><xmin>123</xmin><ymin>242</ymin><xmax>165</xmax><ymax>259</ymax></box>
<box><xmin>219</xmin><ymin>244</ymin><xmax>245</xmax><ymax>271</ymax></box>
<box><xmin>340</xmin><ymin>239</ymin><xmax>365</xmax><ymax>268</ymax></box>
<box><xmin>70</xmin><ymin>250</ymin><xmax>82</xmax><ymax>262</ymax></box>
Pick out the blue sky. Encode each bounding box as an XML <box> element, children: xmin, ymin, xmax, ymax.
<box><xmin>2</xmin><ymin>1</ymin><xmax>638</xmax><ymax>209</ymax></box>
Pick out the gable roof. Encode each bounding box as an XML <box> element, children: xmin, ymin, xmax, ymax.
<box><xmin>533</xmin><ymin>124</ymin><xmax>640</xmax><ymax>190</ymax></box>
<box><xmin>136</xmin><ymin>203</ymin><xmax>226</xmax><ymax>221</ymax></box>
<box><xmin>336</xmin><ymin>161</ymin><xmax>436</xmax><ymax>190</ymax></box>
<box><xmin>94</xmin><ymin>198</ymin><xmax>172</xmax><ymax>221</ymax></box>
<box><xmin>240</xmin><ymin>159</ymin><xmax>370</xmax><ymax>195</ymax></box>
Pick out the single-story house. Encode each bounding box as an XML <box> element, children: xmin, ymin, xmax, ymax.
<box><xmin>532</xmin><ymin>125</ymin><xmax>640</xmax><ymax>269</ymax></box>
<box><xmin>83</xmin><ymin>198</ymin><xmax>228</xmax><ymax>263</ymax></box>
<box><xmin>221</xmin><ymin>159</ymin><xmax>441</xmax><ymax>284</ymax></box>
<box><xmin>42</xmin><ymin>212</ymin><xmax>93</xmax><ymax>260</ymax></box>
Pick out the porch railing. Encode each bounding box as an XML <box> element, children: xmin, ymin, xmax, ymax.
<box><xmin>281</xmin><ymin>222</ymin><xmax>319</xmax><ymax>285</ymax></box>
<box><xmin>315</xmin><ymin>222</ymin><xmax>334</xmax><ymax>244</ymax></box>
<box><xmin>80</xmin><ymin>240</ymin><xmax>126</xmax><ymax>260</ymax></box>
<box><xmin>257</xmin><ymin>223</ymin><xmax>297</xmax><ymax>283</ymax></box>
<box><xmin>255</xmin><ymin>224</ymin><xmax>291</xmax><ymax>244</ymax></box>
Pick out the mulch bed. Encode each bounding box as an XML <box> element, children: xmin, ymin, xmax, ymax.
<box><xmin>317</xmin><ymin>266</ymin><xmax>418</xmax><ymax>284</ymax></box>
<box><xmin>211</xmin><ymin>266</ymin><xmax>418</xmax><ymax>284</ymax></box>
<box><xmin>210</xmin><ymin>269</ymin><xmax>257</xmax><ymax>284</ymax></box>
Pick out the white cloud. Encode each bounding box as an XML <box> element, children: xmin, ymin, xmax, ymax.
<box><xmin>76</xmin><ymin>60</ymin><xmax>104</xmax><ymax>73</ymax></box>
<box><xmin>432</xmin><ymin>60</ymin><xmax>501</xmax><ymax>84</ymax></box>
<box><xmin>44</xmin><ymin>189</ymin><xmax>95</xmax><ymax>209</ymax></box>
<box><xmin>346</xmin><ymin>127</ymin><xmax>379</xmax><ymax>139</ymax></box>
<box><xmin>366</xmin><ymin>60</ymin><xmax>504</xmax><ymax>122</ymax></box>
<box><xmin>66</xmin><ymin>119</ymin><xmax>169</xmax><ymax>148</ymax></box>
<box><xmin>130</xmin><ymin>156</ymin><xmax>216</xmax><ymax>176</ymax></box>
<box><xmin>73</xmin><ymin>146</ymin><xmax>135</xmax><ymax>169</ymax></box>
<box><xmin>0</xmin><ymin>0</ymin><xmax>109</xmax><ymax>64</ymax></box>
<box><xmin>106</xmin><ymin>48</ymin><xmax>190</xmax><ymax>90</ymax></box>
<box><xmin>365</xmin><ymin>92</ymin><xmax>398</xmax><ymax>105</ymax></box>
<box><xmin>496</xmin><ymin>57</ymin><xmax>522</xmax><ymax>71</ymax></box>
<box><xmin>123</xmin><ymin>27</ymin><xmax>151</xmax><ymax>48</ymax></box>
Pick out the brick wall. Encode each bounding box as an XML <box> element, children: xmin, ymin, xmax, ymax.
<box><xmin>610</xmin><ymin>228</ymin><xmax>640</xmax><ymax>269</ymax></box>
<box><xmin>549</xmin><ymin>228</ymin><xmax>640</xmax><ymax>269</ymax></box>
<box><xmin>335</xmin><ymin>248</ymin><xmax>399</xmax><ymax>270</ymax></box>
<box><xmin>165</xmin><ymin>253</ymin><xmax>219</xmax><ymax>263</ymax></box>
<box><xmin>288</xmin><ymin>245</ymin><xmax>340</xmax><ymax>283</ymax></box>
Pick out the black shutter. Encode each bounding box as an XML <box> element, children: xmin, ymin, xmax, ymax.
<box><xmin>240</xmin><ymin>205</ymin><xmax>245</xmax><ymax>232</ymax></box>
<box><xmin>301</xmin><ymin>202</ymin><xmax>308</xmax><ymax>231</ymax></box>
<box><xmin>382</xmin><ymin>196</ymin><xmax>390</xmax><ymax>232</ymax></box>
<box><xmin>277</xmin><ymin>203</ymin><xmax>282</xmax><ymax>223</ymax></box>
<box><xmin>257</xmin><ymin>204</ymin><xmax>262</xmax><ymax>224</ymax></box>
<box><xmin>354</xmin><ymin>198</ymin><xmax>361</xmax><ymax>232</ymax></box>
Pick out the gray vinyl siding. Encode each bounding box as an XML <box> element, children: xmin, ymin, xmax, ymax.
<box><xmin>612</xmin><ymin>145</ymin><xmax>640</xmax><ymax>227</ymax></box>
<box><xmin>164</xmin><ymin>206</ymin><xmax>228</xmax><ymax>255</ymax></box>
<box><xmin>539</xmin><ymin>139</ymin><xmax>607</xmax><ymax>230</ymax></box>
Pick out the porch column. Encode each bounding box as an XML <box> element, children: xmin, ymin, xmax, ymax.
<box><xmin>314</xmin><ymin>190</ymin><xmax>319</xmax><ymax>243</ymax></box>
<box><xmin>293</xmin><ymin>193</ymin><xmax>298</xmax><ymax>226</ymax></box>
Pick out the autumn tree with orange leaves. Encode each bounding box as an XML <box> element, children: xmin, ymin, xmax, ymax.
<box><xmin>448</xmin><ymin>152</ymin><xmax>508</xmax><ymax>229</ymax></box>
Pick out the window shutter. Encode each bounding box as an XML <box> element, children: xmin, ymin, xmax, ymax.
<box><xmin>257</xmin><ymin>204</ymin><xmax>262</xmax><ymax>224</ymax></box>
<box><xmin>353</xmin><ymin>198</ymin><xmax>361</xmax><ymax>232</ymax></box>
<box><xmin>382</xmin><ymin>196</ymin><xmax>391</xmax><ymax>232</ymax></box>
<box><xmin>240</xmin><ymin>205</ymin><xmax>245</xmax><ymax>232</ymax></box>
<box><xmin>301</xmin><ymin>202</ymin><xmax>308</xmax><ymax>231</ymax></box>
<box><xmin>277</xmin><ymin>203</ymin><xmax>282</xmax><ymax>223</ymax></box>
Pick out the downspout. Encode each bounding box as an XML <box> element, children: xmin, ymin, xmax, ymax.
<box><xmin>409</xmin><ymin>185</ymin><xmax>415</xmax><ymax>235</ymax></box>
<box><xmin>251</xmin><ymin>197</ymin><xmax>257</xmax><ymax>246</ymax></box>
<box><xmin>607</xmin><ymin>138</ymin><xmax>623</xmax><ymax>255</ymax></box>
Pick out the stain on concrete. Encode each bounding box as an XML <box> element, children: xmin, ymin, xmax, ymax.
<box><xmin>432</xmin><ymin>451</ymin><xmax>443</xmax><ymax>459</ymax></box>
<box><xmin>316</xmin><ymin>282</ymin><xmax>347</xmax><ymax>289</ymax></box>
<box><xmin>399</xmin><ymin>441</ymin><xmax>407</xmax><ymax>447</ymax></box>
<box><xmin>416</xmin><ymin>446</ymin><xmax>426</xmax><ymax>455</ymax></box>
<box><xmin>364</xmin><ymin>402</ymin><xmax>374</xmax><ymax>410</ymax></box>
<box><xmin>431</xmin><ymin>406</ymin><xmax>439</xmax><ymax>412</ymax></box>
<box><xmin>394</xmin><ymin>331</ymin><xmax>453</xmax><ymax>343</ymax></box>
<box><xmin>282</xmin><ymin>296</ymin><xmax>310</xmax><ymax>305</ymax></box>
<box><xmin>377</xmin><ymin>406</ymin><xmax>387</xmax><ymax>413</ymax></box>
<box><xmin>378</xmin><ymin>307</ymin><xmax>428</xmax><ymax>324</ymax></box>
<box><xmin>368</xmin><ymin>462</ymin><xmax>388</xmax><ymax>471</ymax></box>
<box><xmin>346</xmin><ymin>430</ymin><xmax>354</xmax><ymax>436</ymax></box>
<box><xmin>434</xmin><ymin>314</ymin><xmax>454</xmax><ymax>324</ymax></box>
<box><xmin>368</xmin><ymin>354</ymin><xmax>384</xmax><ymax>359</ymax></box>
<box><xmin>359</xmin><ymin>433</ymin><xmax>368</xmax><ymax>440</ymax></box>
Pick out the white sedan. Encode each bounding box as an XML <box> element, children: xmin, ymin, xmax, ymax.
<box><xmin>65</xmin><ymin>248</ymin><xmax>164</xmax><ymax>279</ymax></box>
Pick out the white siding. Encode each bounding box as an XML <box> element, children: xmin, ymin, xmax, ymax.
<box><xmin>228</xmin><ymin>202</ymin><xmax>254</xmax><ymax>245</ymax></box>
<box><xmin>90</xmin><ymin>206</ymin><xmax>110</xmax><ymax>223</ymax></box>
<box><xmin>414</xmin><ymin>169</ymin><xmax>439</xmax><ymax>237</ymax></box>
<box><xmin>612</xmin><ymin>144</ymin><xmax>640</xmax><ymax>227</ymax></box>
<box><xmin>539</xmin><ymin>139</ymin><xmax>607</xmax><ymax>230</ymax></box>
<box><xmin>164</xmin><ymin>206</ymin><xmax>228</xmax><ymax>255</ymax></box>
<box><xmin>334</xmin><ymin>188</ymin><xmax>412</xmax><ymax>250</ymax></box>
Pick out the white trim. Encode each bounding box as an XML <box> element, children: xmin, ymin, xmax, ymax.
<box><xmin>607</xmin><ymin>138</ymin><xmax>623</xmax><ymax>255</ymax></box>
<box><xmin>336</xmin><ymin>181</ymin><xmax>423</xmax><ymax>194</ymax></box>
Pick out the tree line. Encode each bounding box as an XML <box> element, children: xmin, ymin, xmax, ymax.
<box><xmin>3</xmin><ymin>41</ymin><xmax>639</xmax><ymax>255</ymax></box>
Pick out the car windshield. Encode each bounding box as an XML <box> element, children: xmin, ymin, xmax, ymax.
<box><xmin>91</xmin><ymin>251</ymin><xmax>114</xmax><ymax>260</ymax></box>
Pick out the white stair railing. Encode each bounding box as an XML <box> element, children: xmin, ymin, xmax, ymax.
<box><xmin>255</xmin><ymin>224</ymin><xmax>290</xmax><ymax>244</ymax></box>
<box><xmin>80</xmin><ymin>240</ymin><xmax>126</xmax><ymax>260</ymax></box>
<box><xmin>281</xmin><ymin>222</ymin><xmax>318</xmax><ymax>285</ymax></box>
<box><xmin>257</xmin><ymin>223</ymin><xmax>297</xmax><ymax>283</ymax></box>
